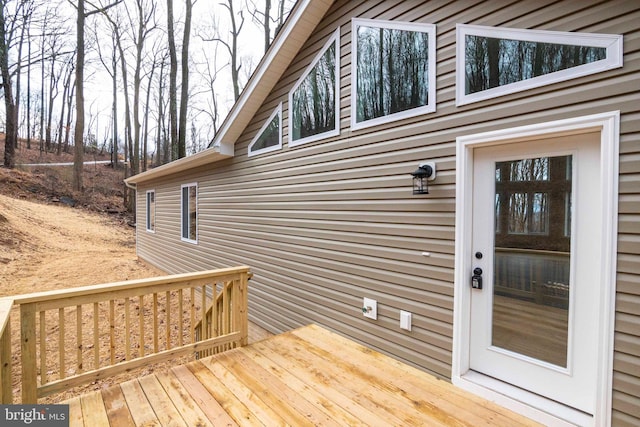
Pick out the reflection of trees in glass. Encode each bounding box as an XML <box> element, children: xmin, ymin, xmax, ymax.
<box><xmin>182</xmin><ymin>185</ymin><xmax>197</xmax><ymax>241</ymax></box>
<box><xmin>498</xmin><ymin>158</ymin><xmax>551</xmax><ymax>235</ymax></box>
<box><xmin>495</xmin><ymin>155</ymin><xmax>572</xmax><ymax>255</ymax></box>
<box><xmin>509</xmin><ymin>157</ymin><xmax>549</xmax><ymax>181</ymax></box>
<box><xmin>251</xmin><ymin>114</ymin><xmax>280</xmax><ymax>152</ymax></box>
<box><xmin>507</xmin><ymin>192</ymin><xmax>548</xmax><ymax>234</ymax></box>
<box><xmin>147</xmin><ymin>192</ymin><xmax>155</xmax><ymax>231</ymax></box>
<box><xmin>356</xmin><ymin>25</ymin><xmax>429</xmax><ymax>123</ymax></box>
<box><xmin>465</xmin><ymin>35</ymin><xmax>606</xmax><ymax>94</ymax></box>
<box><xmin>189</xmin><ymin>186</ymin><xmax>197</xmax><ymax>241</ymax></box>
<box><xmin>508</xmin><ymin>192</ymin><xmax>529</xmax><ymax>234</ymax></box>
<box><xmin>291</xmin><ymin>42</ymin><xmax>336</xmax><ymax>141</ymax></box>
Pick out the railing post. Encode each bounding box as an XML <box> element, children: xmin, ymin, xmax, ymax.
<box><xmin>0</xmin><ymin>299</ymin><xmax>14</xmax><ymax>404</ymax></box>
<box><xmin>239</xmin><ymin>271</ymin><xmax>249</xmax><ymax>347</ymax></box>
<box><xmin>20</xmin><ymin>303</ymin><xmax>38</xmax><ymax>403</ymax></box>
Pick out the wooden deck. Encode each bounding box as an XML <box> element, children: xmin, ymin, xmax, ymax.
<box><xmin>64</xmin><ymin>324</ymin><xmax>540</xmax><ymax>426</ymax></box>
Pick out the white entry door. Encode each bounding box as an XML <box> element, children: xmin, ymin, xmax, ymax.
<box><xmin>469</xmin><ymin>132</ymin><xmax>601</xmax><ymax>414</ymax></box>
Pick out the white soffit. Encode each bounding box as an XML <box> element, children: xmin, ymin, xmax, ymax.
<box><xmin>125</xmin><ymin>149</ymin><xmax>232</xmax><ymax>185</ymax></box>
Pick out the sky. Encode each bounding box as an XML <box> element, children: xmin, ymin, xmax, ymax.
<box><xmin>72</xmin><ymin>0</ymin><xmax>295</xmax><ymax>154</ymax></box>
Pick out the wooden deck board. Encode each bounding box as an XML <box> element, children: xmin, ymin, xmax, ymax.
<box><xmin>155</xmin><ymin>369</ymin><xmax>213</xmax><ymax>427</ymax></box>
<box><xmin>120</xmin><ymin>379</ymin><xmax>161</xmax><ymax>426</ymax></box>
<box><xmin>171</xmin><ymin>365</ymin><xmax>238</xmax><ymax>426</ymax></box>
<box><xmin>188</xmin><ymin>360</ymin><xmax>269</xmax><ymax>425</ymax></box>
<box><xmin>67</xmin><ymin>396</ymin><xmax>84</xmax><ymax>427</ymax></box>
<box><xmin>79</xmin><ymin>390</ymin><xmax>110</xmax><ymax>426</ymax></box>
<box><xmin>101</xmin><ymin>385</ymin><xmax>136</xmax><ymax>427</ymax></box>
<box><xmin>63</xmin><ymin>324</ymin><xmax>541</xmax><ymax>426</ymax></box>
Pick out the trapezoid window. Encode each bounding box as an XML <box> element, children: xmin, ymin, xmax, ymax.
<box><xmin>181</xmin><ymin>183</ymin><xmax>197</xmax><ymax>244</ymax></box>
<box><xmin>351</xmin><ymin>19</ymin><xmax>436</xmax><ymax>130</ymax></box>
<box><xmin>456</xmin><ymin>24</ymin><xmax>623</xmax><ymax>105</ymax></box>
<box><xmin>248</xmin><ymin>104</ymin><xmax>282</xmax><ymax>157</ymax></box>
<box><xmin>289</xmin><ymin>28</ymin><xmax>340</xmax><ymax>147</ymax></box>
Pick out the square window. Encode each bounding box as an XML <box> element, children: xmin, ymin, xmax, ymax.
<box><xmin>351</xmin><ymin>19</ymin><xmax>436</xmax><ymax>130</ymax></box>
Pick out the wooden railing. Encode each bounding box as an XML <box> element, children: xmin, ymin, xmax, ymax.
<box><xmin>494</xmin><ymin>248</ymin><xmax>569</xmax><ymax>308</ymax></box>
<box><xmin>0</xmin><ymin>299</ymin><xmax>13</xmax><ymax>404</ymax></box>
<box><xmin>0</xmin><ymin>266</ymin><xmax>249</xmax><ymax>404</ymax></box>
<box><xmin>193</xmin><ymin>272</ymin><xmax>252</xmax><ymax>358</ymax></box>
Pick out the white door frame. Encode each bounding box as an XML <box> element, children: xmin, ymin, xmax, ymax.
<box><xmin>452</xmin><ymin>111</ymin><xmax>619</xmax><ymax>426</ymax></box>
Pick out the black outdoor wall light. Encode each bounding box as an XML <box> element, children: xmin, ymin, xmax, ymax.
<box><xmin>411</xmin><ymin>162</ymin><xmax>436</xmax><ymax>195</ymax></box>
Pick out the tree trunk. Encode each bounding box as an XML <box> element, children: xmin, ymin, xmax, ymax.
<box><xmin>56</xmin><ymin>63</ymin><xmax>71</xmax><ymax>155</ymax></box>
<box><xmin>178</xmin><ymin>0</ymin><xmax>193</xmax><ymax>158</ymax></box>
<box><xmin>73</xmin><ymin>0</ymin><xmax>85</xmax><ymax>192</ymax></box>
<box><xmin>46</xmin><ymin>53</ymin><xmax>58</xmax><ymax>152</ymax></box>
<box><xmin>14</xmin><ymin>14</ymin><xmax>26</xmax><ymax>149</ymax></box>
<box><xmin>63</xmin><ymin>80</ymin><xmax>74</xmax><ymax>153</ymax></box>
<box><xmin>167</xmin><ymin>0</ymin><xmax>178</xmax><ymax>160</ymax></box>
<box><xmin>26</xmin><ymin>25</ymin><xmax>32</xmax><ymax>149</ymax></box>
<box><xmin>109</xmin><ymin>33</ymin><xmax>118</xmax><ymax>168</ymax></box>
<box><xmin>228</xmin><ymin>0</ymin><xmax>240</xmax><ymax>101</ymax></box>
<box><xmin>39</xmin><ymin>31</ymin><xmax>45</xmax><ymax>153</ymax></box>
<box><xmin>0</xmin><ymin>2</ymin><xmax>16</xmax><ymax>167</ymax></box>
<box><xmin>156</xmin><ymin>52</ymin><xmax>165</xmax><ymax>166</ymax></box>
<box><xmin>263</xmin><ymin>0</ymin><xmax>270</xmax><ymax>53</ymax></box>
<box><xmin>142</xmin><ymin>58</ymin><xmax>157</xmax><ymax>172</ymax></box>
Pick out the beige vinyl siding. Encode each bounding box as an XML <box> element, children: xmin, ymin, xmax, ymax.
<box><xmin>134</xmin><ymin>1</ymin><xmax>640</xmax><ymax>424</ymax></box>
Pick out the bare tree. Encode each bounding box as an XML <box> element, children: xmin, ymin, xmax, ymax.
<box><xmin>45</xmin><ymin>36</ymin><xmax>66</xmax><ymax>151</ymax></box>
<box><xmin>1</xmin><ymin>0</ymin><xmax>36</xmax><ymax>167</ymax></box>
<box><xmin>56</xmin><ymin>53</ymin><xmax>75</xmax><ymax>155</ymax></box>
<box><xmin>194</xmin><ymin>42</ymin><xmax>225</xmax><ymax>141</ymax></box>
<box><xmin>166</xmin><ymin>0</ymin><xmax>178</xmax><ymax>159</ymax></box>
<box><xmin>100</xmin><ymin>6</ymin><xmax>134</xmax><ymax>188</ymax></box>
<box><xmin>154</xmin><ymin>48</ymin><xmax>169</xmax><ymax>166</ymax></box>
<box><xmin>246</xmin><ymin>0</ymin><xmax>270</xmax><ymax>53</ymax></box>
<box><xmin>125</xmin><ymin>0</ymin><xmax>157</xmax><ymax>175</ymax></box>
<box><xmin>222</xmin><ymin>0</ymin><xmax>244</xmax><ymax>102</ymax></box>
<box><xmin>72</xmin><ymin>0</ymin><xmax>122</xmax><ymax>191</ymax></box>
<box><xmin>177</xmin><ymin>0</ymin><xmax>196</xmax><ymax>159</ymax></box>
<box><xmin>201</xmin><ymin>1</ymin><xmax>245</xmax><ymax>104</ymax></box>
<box><xmin>142</xmin><ymin>41</ymin><xmax>163</xmax><ymax>172</ymax></box>
<box><xmin>94</xmin><ymin>19</ymin><xmax>119</xmax><ymax>167</ymax></box>
<box><xmin>73</xmin><ymin>0</ymin><xmax>86</xmax><ymax>190</ymax></box>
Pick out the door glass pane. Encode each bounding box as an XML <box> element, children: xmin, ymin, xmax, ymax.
<box><xmin>492</xmin><ymin>155</ymin><xmax>572</xmax><ymax>367</ymax></box>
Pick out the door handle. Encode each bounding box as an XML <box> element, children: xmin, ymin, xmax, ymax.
<box><xmin>471</xmin><ymin>267</ymin><xmax>483</xmax><ymax>289</ymax></box>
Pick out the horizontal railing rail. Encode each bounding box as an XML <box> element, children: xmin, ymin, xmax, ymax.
<box><xmin>2</xmin><ymin>266</ymin><xmax>249</xmax><ymax>404</ymax></box>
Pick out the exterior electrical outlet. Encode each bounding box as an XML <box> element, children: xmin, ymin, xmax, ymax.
<box><xmin>362</xmin><ymin>297</ymin><xmax>377</xmax><ymax>320</ymax></box>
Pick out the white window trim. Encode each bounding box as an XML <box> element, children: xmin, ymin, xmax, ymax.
<box><xmin>248</xmin><ymin>103</ymin><xmax>283</xmax><ymax>157</ymax></box>
<box><xmin>456</xmin><ymin>24</ymin><xmax>623</xmax><ymax>106</ymax></box>
<box><xmin>350</xmin><ymin>18</ymin><xmax>436</xmax><ymax>131</ymax></box>
<box><xmin>180</xmin><ymin>183</ymin><xmax>198</xmax><ymax>244</ymax></box>
<box><xmin>288</xmin><ymin>28</ymin><xmax>340</xmax><ymax>147</ymax></box>
<box><xmin>145</xmin><ymin>190</ymin><xmax>155</xmax><ymax>233</ymax></box>
<box><xmin>452</xmin><ymin>111</ymin><xmax>619</xmax><ymax>427</ymax></box>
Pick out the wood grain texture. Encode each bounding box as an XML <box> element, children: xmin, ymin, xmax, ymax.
<box><xmin>63</xmin><ymin>324</ymin><xmax>540</xmax><ymax>426</ymax></box>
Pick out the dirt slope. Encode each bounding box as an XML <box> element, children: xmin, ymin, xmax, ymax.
<box><xmin>0</xmin><ymin>194</ymin><xmax>163</xmax><ymax>296</ymax></box>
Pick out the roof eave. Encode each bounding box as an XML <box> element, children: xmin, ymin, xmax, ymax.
<box><xmin>124</xmin><ymin>148</ymin><xmax>233</xmax><ymax>186</ymax></box>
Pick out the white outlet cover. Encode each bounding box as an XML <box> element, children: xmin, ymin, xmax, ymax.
<box><xmin>363</xmin><ymin>297</ymin><xmax>377</xmax><ymax>320</ymax></box>
<box><xmin>400</xmin><ymin>310</ymin><xmax>412</xmax><ymax>331</ymax></box>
